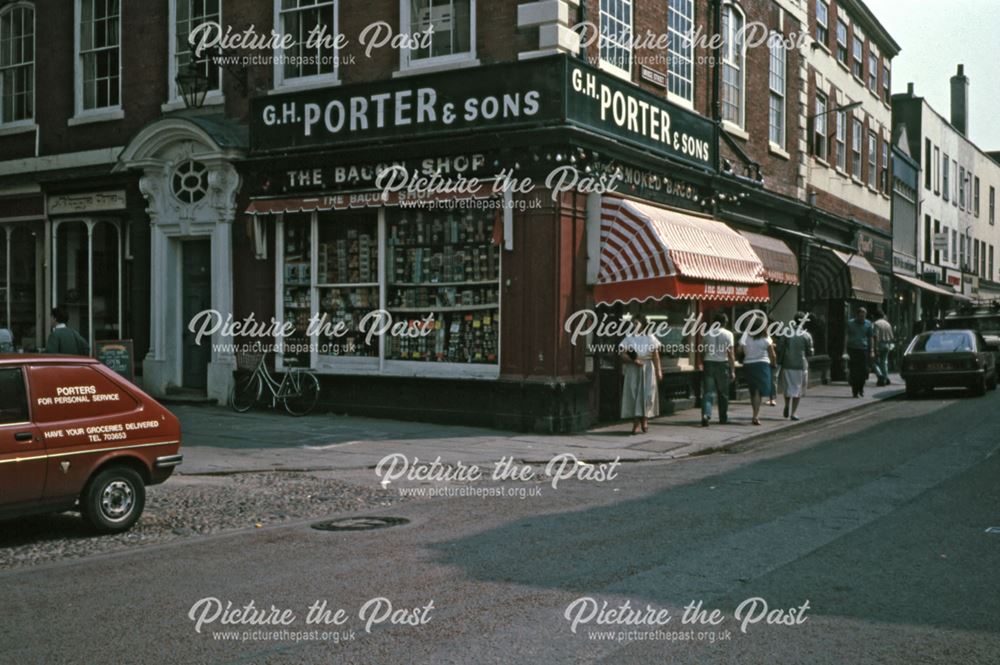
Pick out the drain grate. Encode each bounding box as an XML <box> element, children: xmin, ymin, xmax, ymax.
<box><xmin>311</xmin><ymin>516</ymin><xmax>410</xmax><ymax>532</ymax></box>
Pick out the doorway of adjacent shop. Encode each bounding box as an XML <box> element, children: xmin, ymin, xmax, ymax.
<box><xmin>182</xmin><ymin>239</ymin><xmax>212</xmax><ymax>390</ymax></box>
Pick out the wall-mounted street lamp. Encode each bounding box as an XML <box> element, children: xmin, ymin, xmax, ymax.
<box><xmin>175</xmin><ymin>47</ymin><xmax>248</xmax><ymax>110</ymax></box>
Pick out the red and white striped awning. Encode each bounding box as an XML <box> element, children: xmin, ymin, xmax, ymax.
<box><xmin>595</xmin><ymin>196</ymin><xmax>769</xmax><ymax>305</ymax></box>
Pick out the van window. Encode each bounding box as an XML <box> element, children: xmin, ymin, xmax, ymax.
<box><xmin>0</xmin><ymin>368</ymin><xmax>29</xmax><ymax>424</ymax></box>
<box><xmin>28</xmin><ymin>365</ymin><xmax>139</xmax><ymax>423</ymax></box>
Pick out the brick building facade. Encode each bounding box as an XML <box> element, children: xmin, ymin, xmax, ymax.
<box><xmin>0</xmin><ymin>0</ymin><xmax>904</xmax><ymax>429</ymax></box>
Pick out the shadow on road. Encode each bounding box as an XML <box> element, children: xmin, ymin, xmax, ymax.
<box><xmin>427</xmin><ymin>395</ymin><xmax>1000</xmax><ymax>632</ymax></box>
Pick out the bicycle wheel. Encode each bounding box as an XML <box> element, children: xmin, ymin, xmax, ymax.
<box><xmin>283</xmin><ymin>371</ymin><xmax>320</xmax><ymax>416</ymax></box>
<box><xmin>230</xmin><ymin>373</ymin><xmax>262</xmax><ymax>412</ymax></box>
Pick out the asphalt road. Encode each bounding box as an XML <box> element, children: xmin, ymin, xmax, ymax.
<box><xmin>2</xmin><ymin>390</ymin><xmax>999</xmax><ymax>665</ymax></box>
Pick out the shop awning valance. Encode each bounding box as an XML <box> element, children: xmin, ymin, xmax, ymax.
<box><xmin>804</xmin><ymin>247</ymin><xmax>884</xmax><ymax>303</ymax></box>
<box><xmin>246</xmin><ymin>190</ymin><xmax>496</xmax><ymax>215</ymax></box>
<box><xmin>738</xmin><ymin>230</ymin><xmax>800</xmax><ymax>285</ymax></box>
<box><xmin>594</xmin><ymin>196</ymin><xmax>768</xmax><ymax>305</ymax></box>
<box><xmin>894</xmin><ymin>273</ymin><xmax>969</xmax><ymax>299</ymax></box>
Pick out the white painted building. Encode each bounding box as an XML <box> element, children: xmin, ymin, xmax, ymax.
<box><xmin>894</xmin><ymin>65</ymin><xmax>1000</xmax><ymax>301</ymax></box>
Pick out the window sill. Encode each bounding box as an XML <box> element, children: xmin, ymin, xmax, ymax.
<box><xmin>852</xmin><ymin>176</ymin><xmax>864</xmax><ymax>187</ymax></box>
<box><xmin>768</xmin><ymin>143</ymin><xmax>790</xmax><ymax>160</ymax></box>
<box><xmin>393</xmin><ymin>57</ymin><xmax>480</xmax><ymax>78</ymax></box>
<box><xmin>67</xmin><ymin>109</ymin><xmax>124</xmax><ymax>126</ymax></box>
<box><xmin>813</xmin><ymin>40</ymin><xmax>831</xmax><ymax>56</ymax></box>
<box><xmin>837</xmin><ymin>58</ymin><xmax>850</xmax><ymax>73</ymax></box>
<box><xmin>597</xmin><ymin>59</ymin><xmax>633</xmax><ymax>83</ymax></box>
<box><xmin>722</xmin><ymin>121</ymin><xmax>749</xmax><ymax>141</ymax></box>
<box><xmin>835</xmin><ymin>166</ymin><xmax>848</xmax><ymax>177</ymax></box>
<box><xmin>161</xmin><ymin>94</ymin><xmax>225</xmax><ymax>113</ymax></box>
<box><xmin>268</xmin><ymin>76</ymin><xmax>342</xmax><ymax>95</ymax></box>
<box><xmin>0</xmin><ymin>121</ymin><xmax>37</xmax><ymax>137</ymax></box>
<box><xmin>814</xmin><ymin>156</ymin><xmax>830</xmax><ymax>167</ymax></box>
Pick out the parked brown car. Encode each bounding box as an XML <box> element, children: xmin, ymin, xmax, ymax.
<box><xmin>0</xmin><ymin>356</ymin><xmax>182</xmax><ymax>533</ymax></box>
<box><xmin>901</xmin><ymin>330</ymin><xmax>999</xmax><ymax>398</ymax></box>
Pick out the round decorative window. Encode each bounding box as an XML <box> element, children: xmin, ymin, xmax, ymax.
<box><xmin>171</xmin><ymin>160</ymin><xmax>209</xmax><ymax>204</ymax></box>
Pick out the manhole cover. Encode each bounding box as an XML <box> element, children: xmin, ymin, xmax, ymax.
<box><xmin>311</xmin><ymin>516</ymin><xmax>410</xmax><ymax>532</ymax></box>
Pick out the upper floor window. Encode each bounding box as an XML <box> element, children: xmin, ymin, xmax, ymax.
<box><xmin>942</xmin><ymin>154</ymin><xmax>950</xmax><ymax>202</ymax></box>
<box><xmin>990</xmin><ymin>186</ymin><xmax>996</xmax><ymax>226</ymax></box>
<box><xmin>0</xmin><ymin>3</ymin><xmax>34</xmax><ymax>124</ymax></box>
<box><xmin>880</xmin><ymin>136</ymin><xmax>888</xmax><ymax>193</ymax></box>
<box><xmin>852</xmin><ymin>35</ymin><xmax>863</xmax><ymax>79</ymax></box>
<box><xmin>851</xmin><ymin>118</ymin><xmax>862</xmax><ymax>178</ymax></box>
<box><xmin>835</xmin><ymin>18</ymin><xmax>848</xmax><ymax>64</ymax></box>
<box><xmin>768</xmin><ymin>33</ymin><xmax>785</xmax><ymax>147</ymax></box>
<box><xmin>402</xmin><ymin>0</ymin><xmax>474</xmax><ymax>70</ymax></box>
<box><xmin>924</xmin><ymin>138</ymin><xmax>932</xmax><ymax>190</ymax></box>
<box><xmin>933</xmin><ymin>145</ymin><xmax>940</xmax><ymax>193</ymax></box>
<box><xmin>815</xmin><ymin>0</ymin><xmax>829</xmax><ymax>46</ymax></box>
<box><xmin>77</xmin><ymin>0</ymin><xmax>121</xmax><ymax>112</ymax></box>
<box><xmin>882</xmin><ymin>63</ymin><xmax>890</xmax><ymax>101</ymax></box>
<box><xmin>867</xmin><ymin>131</ymin><xmax>877</xmax><ymax>188</ymax></box>
<box><xmin>813</xmin><ymin>91</ymin><xmax>828</xmax><ymax>161</ymax></box>
<box><xmin>974</xmin><ymin>176</ymin><xmax>980</xmax><ymax>217</ymax></box>
<box><xmin>835</xmin><ymin>108</ymin><xmax>847</xmax><ymax>171</ymax></box>
<box><xmin>275</xmin><ymin>0</ymin><xmax>337</xmax><ymax>87</ymax></box>
<box><xmin>171</xmin><ymin>0</ymin><xmax>221</xmax><ymax>102</ymax></box>
<box><xmin>720</xmin><ymin>3</ymin><xmax>745</xmax><ymax>128</ymax></box>
<box><xmin>667</xmin><ymin>0</ymin><xmax>694</xmax><ymax>103</ymax></box>
<box><xmin>600</xmin><ymin>0</ymin><xmax>632</xmax><ymax>78</ymax></box>
<box><xmin>952</xmin><ymin>159</ymin><xmax>958</xmax><ymax>205</ymax></box>
<box><xmin>868</xmin><ymin>54</ymin><xmax>878</xmax><ymax>91</ymax></box>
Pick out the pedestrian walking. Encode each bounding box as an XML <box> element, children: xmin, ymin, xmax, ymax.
<box><xmin>44</xmin><ymin>307</ymin><xmax>89</xmax><ymax>356</ymax></box>
<box><xmin>872</xmin><ymin>309</ymin><xmax>895</xmax><ymax>386</ymax></box>
<box><xmin>780</xmin><ymin>312</ymin><xmax>814</xmax><ymax>420</ymax></box>
<box><xmin>619</xmin><ymin>314</ymin><xmax>663</xmax><ymax>435</ymax></box>
<box><xmin>739</xmin><ymin>315</ymin><xmax>777</xmax><ymax>426</ymax></box>
<box><xmin>698</xmin><ymin>312</ymin><xmax>736</xmax><ymax>427</ymax></box>
<box><xmin>845</xmin><ymin>307</ymin><xmax>875</xmax><ymax>397</ymax></box>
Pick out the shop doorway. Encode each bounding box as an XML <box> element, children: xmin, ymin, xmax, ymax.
<box><xmin>182</xmin><ymin>239</ymin><xmax>211</xmax><ymax>389</ymax></box>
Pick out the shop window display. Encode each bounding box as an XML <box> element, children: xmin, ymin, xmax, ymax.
<box><xmin>385</xmin><ymin>209</ymin><xmax>499</xmax><ymax>364</ymax></box>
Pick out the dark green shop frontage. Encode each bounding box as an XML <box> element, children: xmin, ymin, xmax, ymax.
<box><xmin>235</xmin><ymin>55</ymin><xmax>882</xmax><ymax>432</ymax></box>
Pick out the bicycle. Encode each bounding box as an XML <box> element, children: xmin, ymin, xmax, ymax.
<box><xmin>230</xmin><ymin>352</ymin><xmax>321</xmax><ymax>416</ymax></box>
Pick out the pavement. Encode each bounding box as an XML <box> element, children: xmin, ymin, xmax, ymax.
<box><xmin>175</xmin><ymin>373</ymin><xmax>904</xmax><ymax>474</ymax></box>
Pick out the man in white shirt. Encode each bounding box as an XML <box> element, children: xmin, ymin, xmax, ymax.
<box><xmin>698</xmin><ymin>312</ymin><xmax>736</xmax><ymax>427</ymax></box>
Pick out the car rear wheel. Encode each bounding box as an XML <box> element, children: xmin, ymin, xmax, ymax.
<box><xmin>971</xmin><ymin>376</ymin><xmax>987</xmax><ymax>397</ymax></box>
<box><xmin>81</xmin><ymin>466</ymin><xmax>146</xmax><ymax>534</ymax></box>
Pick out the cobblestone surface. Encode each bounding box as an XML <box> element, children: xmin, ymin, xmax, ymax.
<box><xmin>0</xmin><ymin>472</ymin><xmax>402</xmax><ymax>571</ymax></box>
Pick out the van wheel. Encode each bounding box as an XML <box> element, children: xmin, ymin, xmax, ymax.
<box><xmin>81</xmin><ymin>467</ymin><xmax>146</xmax><ymax>534</ymax></box>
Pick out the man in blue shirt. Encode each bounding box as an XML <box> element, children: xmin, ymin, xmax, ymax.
<box><xmin>845</xmin><ymin>307</ymin><xmax>875</xmax><ymax>397</ymax></box>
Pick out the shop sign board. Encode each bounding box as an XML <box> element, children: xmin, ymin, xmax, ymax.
<box><xmin>48</xmin><ymin>191</ymin><xmax>127</xmax><ymax>215</ymax></box>
<box><xmin>251</xmin><ymin>55</ymin><xmax>715</xmax><ymax>171</ymax></box>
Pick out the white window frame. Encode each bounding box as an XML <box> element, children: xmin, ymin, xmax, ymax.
<box><xmin>933</xmin><ymin>145</ymin><xmax>940</xmax><ymax>194</ymax></box>
<box><xmin>399</xmin><ymin>0</ymin><xmax>478</xmax><ymax>74</ymax></box>
<box><xmin>814</xmin><ymin>91</ymin><xmax>828</xmax><ymax>162</ymax></box>
<box><xmin>990</xmin><ymin>185</ymin><xmax>996</xmax><ymax>226</ymax></box>
<box><xmin>868</xmin><ymin>53</ymin><xmax>878</xmax><ymax>91</ymax></box>
<box><xmin>974</xmin><ymin>175</ymin><xmax>980</xmax><ymax>217</ymax></box>
<box><xmin>851</xmin><ymin>117</ymin><xmax>862</xmax><ymax>180</ymax></box>
<box><xmin>598</xmin><ymin>0</ymin><xmax>633</xmax><ymax>81</ymax></box>
<box><xmin>272</xmin><ymin>0</ymin><xmax>340</xmax><ymax>92</ymax></box>
<box><xmin>815</xmin><ymin>0</ymin><xmax>829</xmax><ymax>45</ymax></box>
<box><xmin>852</xmin><ymin>33</ymin><xmax>863</xmax><ymax>80</ymax></box>
<box><xmin>720</xmin><ymin>2</ymin><xmax>745</xmax><ymax>130</ymax></box>
<box><xmin>835</xmin><ymin>18</ymin><xmax>848</xmax><ymax>64</ymax></box>
<box><xmin>835</xmin><ymin>108</ymin><xmax>847</xmax><ymax>172</ymax></box>
<box><xmin>768</xmin><ymin>32</ymin><xmax>785</xmax><ymax>149</ymax></box>
<box><xmin>0</xmin><ymin>2</ymin><xmax>35</xmax><ymax>127</ymax></box>
<box><xmin>867</xmin><ymin>130</ymin><xmax>877</xmax><ymax>189</ymax></box>
<box><xmin>666</xmin><ymin>0</ymin><xmax>694</xmax><ymax>107</ymax></box>
<box><xmin>166</xmin><ymin>0</ymin><xmax>223</xmax><ymax>108</ymax></box>
<box><xmin>73</xmin><ymin>0</ymin><xmax>123</xmax><ymax>121</ymax></box>
<box><xmin>880</xmin><ymin>135</ymin><xmax>888</xmax><ymax>193</ymax></box>
<box><xmin>882</xmin><ymin>62</ymin><xmax>890</xmax><ymax>101</ymax></box>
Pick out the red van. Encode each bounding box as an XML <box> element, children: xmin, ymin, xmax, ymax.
<box><xmin>0</xmin><ymin>356</ymin><xmax>182</xmax><ymax>533</ymax></box>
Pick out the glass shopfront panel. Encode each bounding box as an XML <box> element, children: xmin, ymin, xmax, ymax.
<box><xmin>53</xmin><ymin>219</ymin><xmax>123</xmax><ymax>346</ymax></box>
<box><xmin>8</xmin><ymin>225</ymin><xmax>42</xmax><ymax>351</ymax></box>
<box><xmin>275</xmin><ymin>204</ymin><xmax>501</xmax><ymax>378</ymax></box>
